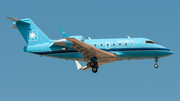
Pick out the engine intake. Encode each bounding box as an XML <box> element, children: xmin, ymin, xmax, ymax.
<box><xmin>54</xmin><ymin>35</ymin><xmax>84</xmax><ymax>47</ymax></box>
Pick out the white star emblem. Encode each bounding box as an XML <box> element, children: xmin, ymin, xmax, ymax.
<box><xmin>29</xmin><ymin>32</ymin><xmax>36</xmax><ymax>39</ymax></box>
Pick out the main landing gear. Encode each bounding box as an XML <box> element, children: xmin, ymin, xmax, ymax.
<box><xmin>154</xmin><ymin>58</ymin><xmax>158</xmax><ymax>68</ymax></box>
<box><xmin>89</xmin><ymin>60</ymin><xmax>99</xmax><ymax>73</ymax></box>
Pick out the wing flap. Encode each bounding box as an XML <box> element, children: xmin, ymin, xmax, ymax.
<box><xmin>75</xmin><ymin>60</ymin><xmax>91</xmax><ymax>70</ymax></box>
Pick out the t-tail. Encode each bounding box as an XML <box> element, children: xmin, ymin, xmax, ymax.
<box><xmin>7</xmin><ymin>17</ymin><xmax>51</xmax><ymax>46</ymax></box>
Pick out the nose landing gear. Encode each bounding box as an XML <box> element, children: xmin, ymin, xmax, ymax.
<box><xmin>154</xmin><ymin>64</ymin><xmax>158</xmax><ymax>68</ymax></box>
<box><xmin>154</xmin><ymin>58</ymin><xmax>158</xmax><ymax>68</ymax></box>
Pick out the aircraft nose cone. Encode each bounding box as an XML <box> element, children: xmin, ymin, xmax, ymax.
<box><xmin>165</xmin><ymin>49</ymin><xmax>173</xmax><ymax>56</ymax></box>
<box><xmin>168</xmin><ymin>50</ymin><xmax>173</xmax><ymax>55</ymax></box>
<box><xmin>157</xmin><ymin>48</ymin><xmax>173</xmax><ymax>58</ymax></box>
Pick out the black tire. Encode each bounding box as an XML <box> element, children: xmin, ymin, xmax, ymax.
<box><xmin>154</xmin><ymin>64</ymin><xmax>158</xmax><ymax>68</ymax></box>
<box><xmin>92</xmin><ymin>67</ymin><xmax>98</xmax><ymax>73</ymax></box>
<box><xmin>90</xmin><ymin>61</ymin><xmax>96</xmax><ymax>67</ymax></box>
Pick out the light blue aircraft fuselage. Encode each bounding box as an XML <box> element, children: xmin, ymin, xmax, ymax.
<box><xmin>8</xmin><ymin>17</ymin><xmax>173</xmax><ymax>73</ymax></box>
<box><xmin>26</xmin><ymin>38</ymin><xmax>172</xmax><ymax>60</ymax></box>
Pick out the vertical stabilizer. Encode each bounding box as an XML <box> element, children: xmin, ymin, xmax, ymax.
<box><xmin>7</xmin><ymin>17</ymin><xmax>51</xmax><ymax>46</ymax></box>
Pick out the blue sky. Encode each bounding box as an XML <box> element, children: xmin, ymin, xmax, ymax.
<box><xmin>0</xmin><ymin>0</ymin><xmax>179</xmax><ymax>101</ymax></box>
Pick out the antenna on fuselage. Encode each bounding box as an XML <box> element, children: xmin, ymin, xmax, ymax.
<box><xmin>127</xmin><ymin>36</ymin><xmax>130</xmax><ymax>38</ymax></box>
<box><xmin>88</xmin><ymin>37</ymin><xmax>91</xmax><ymax>40</ymax></box>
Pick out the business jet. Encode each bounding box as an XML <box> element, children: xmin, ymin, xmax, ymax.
<box><xmin>7</xmin><ymin>17</ymin><xmax>173</xmax><ymax>73</ymax></box>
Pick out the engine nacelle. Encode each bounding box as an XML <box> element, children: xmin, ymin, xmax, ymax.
<box><xmin>54</xmin><ymin>35</ymin><xmax>84</xmax><ymax>47</ymax></box>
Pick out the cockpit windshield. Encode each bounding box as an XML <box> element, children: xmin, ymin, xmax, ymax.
<box><xmin>145</xmin><ymin>40</ymin><xmax>157</xmax><ymax>44</ymax></box>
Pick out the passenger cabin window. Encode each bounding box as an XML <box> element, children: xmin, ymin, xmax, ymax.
<box><xmin>145</xmin><ymin>41</ymin><xmax>157</xmax><ymax>44</ymax></box>
<box><xmin>94</xmin><ymin>44</ymin><xmax>96</xmax><ymax>46</ymax></box>
<box><xmin>107</xmin><ymin>43</ymin><xmax>109</xmax><ymax>46</ymax></box>
<box><xmin>113</xmin><ymin>43</ymin><xmax>115</xmax><ymax>46</ymax></box>
<box><xmin>100</xmin><ymin>44</ymin><xmax>103</xmax><ymax>46</ymax></box>
<box><xmin>125</xmin><ymin>43</ymin><xmax>127</xmax><ymax>46</ymax></box>
<box><xmin>119</xmin><ymin>43</ymin><xmax>121</xmax><ymax>46</ymax></box>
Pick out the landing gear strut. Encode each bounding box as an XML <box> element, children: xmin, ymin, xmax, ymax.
<box><xmin>154</xmin><ymin>58</ymin><xmax>158</xmax><ymax>68</ymax></box>
<box><xmin>89</xmin><ymin>60</ymin><xmax>99</xmax><ymax>73</ymax></box>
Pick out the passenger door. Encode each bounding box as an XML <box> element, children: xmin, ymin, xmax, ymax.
<box><xmin>105</xmin><ymin>42</ymin><xmax>110</xmax><ymax>49</ymax></box>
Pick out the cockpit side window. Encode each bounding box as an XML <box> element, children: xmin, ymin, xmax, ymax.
<box><xmin>145</xmin><ymin>41</ymin><xmax>157</xmax><ymax>44</ymax></box>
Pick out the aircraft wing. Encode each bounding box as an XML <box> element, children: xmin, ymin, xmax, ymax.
<box><xmin>65</xmin><ymin>37</ymin><xmax>119</xmax><ymax>66</ymax></box>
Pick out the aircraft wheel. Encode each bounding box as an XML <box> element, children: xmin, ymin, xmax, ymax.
<box><xmin>154</xmin><ymin>64</ymin><xmax>158</xmax><ymax>68</ymax></box>
<box><xmin>90</xmin><ymin>61</ymin><xmax>96</xmax><ymax>67</ymax></box>
<box><xmin>92</xmin><ymin>67</ymin><xmax>98</xmax><ymax>73</ymax></box>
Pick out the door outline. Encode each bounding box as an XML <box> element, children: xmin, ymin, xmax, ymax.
<box><xmin>105</xmin><ymin>42</ymin><xmax>110</xmax><ymax>49</ymax></box>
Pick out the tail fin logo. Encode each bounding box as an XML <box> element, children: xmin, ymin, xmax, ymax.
<box><xmin>28</xmin><ymin>30</ymin><xmax>38</xmax><ymax>41</ymax></box>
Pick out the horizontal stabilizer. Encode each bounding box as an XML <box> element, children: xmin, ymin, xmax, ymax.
<box><xmin>7</xmin><ymin>17</ymin><xmax>19</xmax><ymax>21</ymax></box>
<box><xmin>7</xmin><ymin>17</ymin><xmax>30</xmax><ymax>25</ymax></box>
<box><xmin>12</xmin><ymin>25</ymin><xmax>17</xmax><ymax>29</ymax></box>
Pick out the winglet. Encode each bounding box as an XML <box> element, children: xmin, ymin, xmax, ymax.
<box><xmin>75</xmin><ymin>60</ymin><xmax>83</xmax><ymax>70</ymax></box>
<box><xmin>60</xmin><ymin>27</ymin><xmax>69</xmax><ymax>38</ymax></box>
